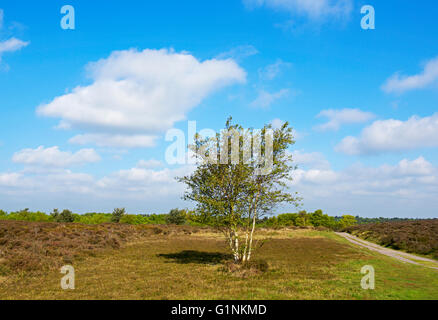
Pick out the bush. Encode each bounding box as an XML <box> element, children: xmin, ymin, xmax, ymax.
<box><xmin>166</xmin><ymin>209</ymin><xmax>186</xmax><ymax>225</ymax></box>
<box><xmin>52</xmin><ymin>209</ymin><xmax>75</xmax><ymax>223</ymax></box>
<box><xmin>111</xmin><ymin>208</ymin><xmax>126</xmax><ymax>223</ymax></box>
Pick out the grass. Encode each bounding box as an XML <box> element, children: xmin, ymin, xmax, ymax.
<box><xmin>0</xmin><ymin>223</ymin><xmax>437</xmax><ymax>300</ymax></box>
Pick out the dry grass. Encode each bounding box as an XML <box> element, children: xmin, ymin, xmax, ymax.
<box><xmin>0</xmin><ymin>220</ymin><xmax>209</xmax><ymax>275</ymax></box>
<box><xmin>0</xmin><ymin>222</ymin><xmax>437</xmax><ymax>300</ymax></box>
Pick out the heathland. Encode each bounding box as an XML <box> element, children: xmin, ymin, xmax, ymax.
<box><xmin>0</xmin><ymin>218</ymin><xmax>437</xmax><ymax>300</ymax></box>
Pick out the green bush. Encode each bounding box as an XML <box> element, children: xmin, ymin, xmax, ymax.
<box><xmin>111</xmin><ymin>208</ymin><xmax>126</xmax><ymax>223</ymax></box>
<box><xmin>52</xmin><ymin>209</ymin><xmax>75</xmax><ymax>223</ymax></box>
<box><xmin>166</xmin><ymin>209</ymin><xmax>186</xmax><ymax>225</ymax></box>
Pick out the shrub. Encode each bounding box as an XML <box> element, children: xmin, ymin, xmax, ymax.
<box><xmin>166</xmin><ymin>209</ymin><xmax>186</xmax><ymax>225</ymax></box>
<box><xmin>111</xmin><ymin>208</ymin><xmax>126</xmax><ymax>223</ymax></box>
<box><xmin>53</xmin><ymin>209</ymin><xmax>75</xmax><ymax>223</ymax></box>
<box><xmin>119</xmin><ymin>214</ymin><xmax>140</xmax><ymax>225</ymax></box>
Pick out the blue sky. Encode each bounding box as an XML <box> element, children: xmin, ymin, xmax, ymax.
<box><xmin>1</xmin><ymin>0</ymin><xmax>438</xmax><ymax>217</ymax></box>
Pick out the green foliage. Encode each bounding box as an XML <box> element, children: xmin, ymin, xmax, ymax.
<box><xmin>338</xmin><ymin>215</ymin><xmax>357</xmax><ymax>228</ymax></box>
<box><xmin>111</xmin><ymin>208</ymin><xmax>126</xmax><ymax>223</ymax></box>
<box><xmin>166</xmin><ymin>208</ymin><xmax>186</xmax><ymax>225</ymax></box>
<box><xmin>52</xmin><ymin>209</ymin><xmax>75</xmax><ymax>223</ymax></box>
<box><xmin>2</xmin><ymin>209</ymin><xmax>51</xmax><ymax>222</ymax></box>
<box><xmin>179</xmin><ymin>117</ymin><xmax>300</xmax><ymax>262</ymax></box>
<box><xmin>74</xmin><ymin>213</ymin><xmax>112</xmax><ymax>224</ymax></box>
<box><xmin>119</xmin><ymin>213</ymin><xmax>167</xmax><ymax>225</ymax></box>
<box><xmin>261</xmin><ymin>210</ymin><xmax>341</xmax><ymax>230</ymax></box>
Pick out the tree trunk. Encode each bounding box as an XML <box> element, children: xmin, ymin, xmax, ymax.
<box><xmin>247</xmin><ymin>190</ymin><xmax>260</xmax><ymax>262</ymax></box>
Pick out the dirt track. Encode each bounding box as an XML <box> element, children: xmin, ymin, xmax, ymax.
<box><xmin>336</xmin><ymin>232</ymin><xmax>438</xmax><ymax>270</ymax></box>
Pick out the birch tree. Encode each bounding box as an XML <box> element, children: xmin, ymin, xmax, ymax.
<box><xmin>178</xmin><ymin>117</ymin><xmax>299</xmax><ymax>263</ymax></box>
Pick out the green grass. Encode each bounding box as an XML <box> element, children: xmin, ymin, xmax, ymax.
<box><xmin>0</xmin><ymin>229</ymin><xmax>437</xmax><ymax>300</ymax></box>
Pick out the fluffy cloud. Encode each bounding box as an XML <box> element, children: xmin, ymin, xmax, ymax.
<box><xmin>0</xmin><ymin>162</ymin><xmax>193</xmax><ymax>212</ymax></box>
<box><xmin>270</xmin><ymin>118</ymin><xmax>285</xmax><ymax>129</ymax></box>
<box><xmin>1</xmin><ymin>152</ymin><xmax>438</xmax><ymax>217</ymax></box>
<box><xmin>37</xmin><ymin>48</ymin><xmax>246</xmax><ymax>147</ymax></box>
<box><xmin>315</xmin><ymin>108</ymin><xmax>375</xmax><ymax>131</ymax></box>
<box><xmin>250</xmin><ymin>88</ymin><xmax>290</xmax><ymax>108</ymax></box>
<box><xmin>69</xmin><ymin>133</ymin><xmax>157</xmax><ymax>148</ymax></box>
<box><xmin>12</xmin><ymin>146</ymin><xmax>101</xmax><ymax>168</ymax></box>
<box><xmin>244</xmin><ymin>0</ymin><xmax>353</xmax><ymax>20</ymax></box>
<box><xmin>382</xmin><ymin>56</ymin><xmax>438</xmax><ymax>94</ymax></box>
<box><xmin>290</xmin><ymin>156</ymin><xmax>438</xmax><ymax>217</ymax></box>
<box><xmin>335</xmin><ymin>113</ymin><xmax>438</xmax><ymax>155</ymax></box>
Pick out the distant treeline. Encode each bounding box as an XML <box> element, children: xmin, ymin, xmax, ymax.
<box><xmin>0</xmin><ymin>208</ymin><xmax>427</xmax><ymax>230</ymax></box>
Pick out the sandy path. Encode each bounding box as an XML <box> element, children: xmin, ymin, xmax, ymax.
<box><xmin>336</xmin><ymin>232</ymin><xmax>438</xmax><ymax>270</ymax></box>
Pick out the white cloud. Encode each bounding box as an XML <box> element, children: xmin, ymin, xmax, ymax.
<box><xmin>1</xmin><ymin>153</ymin><xmax>438</xmax><ymax>217</ymax></box>
<box><xmin>0</xmin><ymin>37</ymin><xmax>29</xmax><ymax>62</ymax></box>
<box><xmin>382</xmin><ymin>56</ymin><xmax>438</xmax><ymax>94</ymax></box>
<box><xmin>136</xmin><ymin>159</ymin><xmax>163</xmax><ymax>169</ymax></box>
<box><xmin>12</xmin><ymin>146</ymin><xmax>101</xmax><ymax>168</ymax></box>
<box><xmin>289</xmin><ymin>156</ymin><xmax>438</xmax><ymax>217</ymax></box>
<box><xmin>270</xmin><ymin>119</ymin><xmax>301</xmax><ymax>140</ymax></box>
<box><xmin>69</xmin><ymin>133</ymin><xmax>157</xmax><ymax>148</ymax></box>
<box><xmin>244</xmin><ymin>0</ymin><xmax>353</xmax><ymax>20</ymax></box>
<box><xmin>250</xmin><ymin>88</ymin><xmax>290</xmax><ymax>108</ymax></box>
<box><xmin>37</xmin><ymin>48</ymin><xmax>246</xmax><ymax>147</ymax></box>
<box><xmin>270</xmin><ymin>118</ymin><xmax>285</xmax><ymax>129</ymax></box>
<box><xmin>0</xmin><ymin>172</ymin><xmax>22</xmax><ymax>187</ymax></box>
<box><xmin>259</xmin><ymin>59</ymin><xmax>292</xmax><ymax>80</ymax></box>
<box><xmin>0</xmin><ymin>160</ymin><xmax>195</xmax><ymax>212</ymax></box>
<box><xmin>315</xmin><ymin>108</ymin><xmax>375</xmax><ymax>131</ymax></box>
<box><xmin>291</xmin><ymin>150</ymin><xmax>331</xmax><ymax>170</ymax></box>
<box><xmin>335</xmin><ymin>113</ymin><xmax>438</xmax><ymax>155</ymax></box>
<box><xmin>0</xmin><ymin>10</ymin><xmax>29</xmax><ymax>65</ymax></box>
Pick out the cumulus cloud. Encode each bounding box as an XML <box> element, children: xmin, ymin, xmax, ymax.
<box><xmin>382</xmin><ymin>56</ymin><xmax>438</xmax><ymax>94</ymax></box>
<box><xmin>315</xmin><ymin>108</ymin><xmax>375</xmax><ymax>131</ymax></box>
<box><xmin>12</xmin><ymin>146</ymin><xmax>101</xmax><ymax>168</ymax></box>
<box><xmin>37</xmin><ymin>48</ymin><xmax>246</xmax><ymax>148</ymax></box>
<box><xmin>270</xmin><ymin>118</ymin><xmax>286</xmax><ymax>129</ymax></box>
<box><xmin>259</xmin><ymin>59</ymin><xmax>292</xmax><ymax>80</ymax></box>
<box><xmin>1</xmin><ymin>153</ymin><xmax>438</xmax><ymax>217</ymax></box>
<box><xmin>243</xmin><ymin>0</ymin><xmax>353</xmax><ymax>20</ymax></box>
<box><xmin>250</xmin><ymin>88</ymin><xmax>290</xmax><ymax>108</ymax></box>
<box><xmin>0</xmin><ymin>160</ymin><xmax>194</xmax><ymax>212</ymax></box>
<box><xmin>69</xmin><ymin>133</ymin><xmax>157</xmax><ymax>148</ymax></box>
<box><xmin>290</xmin><ymin>156</ymin><xmax>438</xmax><ymax>217</ymax></box>
<box><xmin>335</xmin><ymin>113</ymin><xmax>438</xmax><ymax>155</ymax></box>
